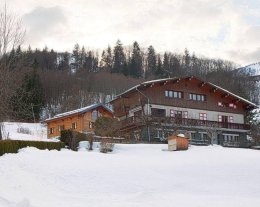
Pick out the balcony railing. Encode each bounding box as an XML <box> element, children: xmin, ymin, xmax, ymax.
<box><xmin>223</xmin><ymin>141</ymin><xmax>240</xmax><ymax>147</ymax></box>
<box><xmin>120</xmin><ymin>116</ymin><xmax>250</xmax><ymax>130</ymax></box>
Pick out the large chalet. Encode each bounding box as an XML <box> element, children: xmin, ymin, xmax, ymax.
<box><xmin>110</xmin><ymin>76</ymin><xmax>258</xmax><ymax>147</ymax></box>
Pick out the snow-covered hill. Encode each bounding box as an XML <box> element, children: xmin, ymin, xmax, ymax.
<box><xmin>237</xmin><ymin>62</ymin><xmax>260</xmax><ymax>76</ymax></box>
<box><xmin>0</xmin><ymin>144</ymin><xmax>260</xmax><ymax>207</ymax></box>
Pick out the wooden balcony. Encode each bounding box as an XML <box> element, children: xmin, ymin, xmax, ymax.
<box><xmin>120</xmin><ymin>116</ymin><xmax>250</xmax><ymax>131</ymax></box>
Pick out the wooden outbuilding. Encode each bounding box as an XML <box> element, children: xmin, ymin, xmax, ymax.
<box><xmin>168</xmin><ymin>134</ymin><xmax>189</xmax><ymax>151</ymax></box>
<box><xmin>45</xmin><ymin>103</ymin><xmax>113</xmax><ymax>138</ymax></box>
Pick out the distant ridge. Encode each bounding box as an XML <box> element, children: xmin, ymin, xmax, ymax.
<box><xmin>237</xmin><ymin>62</ymin><xmax>260</xmax><ymax>76</ymax></box>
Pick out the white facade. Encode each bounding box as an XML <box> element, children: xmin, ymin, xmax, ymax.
<box><xmin>129</xmin><ymin>104</ymin><xmax>244</xmax><ymax>124</ymax></box>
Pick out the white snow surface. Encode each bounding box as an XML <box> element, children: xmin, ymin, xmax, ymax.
<box><xmin>238</xmin><ymin>62</ymin><xmax>260</xmax><ymax>76</ymax></box>
<box><xmin>0</xmin><ymin>144</ymin><xmax>260</xmax><ymax>207</ymax></box>
<box><xmin>1</xmin><ymin>122</ymin><xmax>53</xmax><ymax>141</ymax></box>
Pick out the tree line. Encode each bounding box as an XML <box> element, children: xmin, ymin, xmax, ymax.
<box><xmin>0</xmin><ymin>39</ymin><xmax>259</xmax><ymax>122</ymax></box>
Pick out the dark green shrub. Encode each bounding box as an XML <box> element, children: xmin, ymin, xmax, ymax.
<box><xmin>0</xmin><ymin>140</ymin><xmax>65</xmax><ymax>156</ymax></box>
<box><xmin>60</xmin><ymin>129</ymin><xmax>88</xmax><ymax>151</ymax></box>
<box><xmin>95</xmin><ymin>117</ymin><xmax>121</xmax><ymax>137</ymax></box>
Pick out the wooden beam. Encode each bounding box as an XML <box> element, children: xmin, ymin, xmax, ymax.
<box><xmin>235</xmin><ymin>99</ymin><xmax>240</xmax><ymax>103</ymax></box>
<box><xmin>221</xmin><ymin>94</ymin><xmax>229</xmax><ymax>98</ymax></box>
<box><xmin>210</xmin><ymin>88</ymin><xmax>218</xmax><ymax>93</ymax></box>
<box><xmin>199</xmin><ymin>82</ymin><xmax>206</xmax><ymax>87</ymax></box>
<box><xmin>163</xmin><ymin>81</ymin><xmax>168</xmax><ymax>85</ymax></box>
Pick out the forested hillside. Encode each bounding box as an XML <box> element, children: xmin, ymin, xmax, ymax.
<box><xmin>0</xmin><ymin>40</ymin><xmax>259</xmax><ymax>122</ymax></box>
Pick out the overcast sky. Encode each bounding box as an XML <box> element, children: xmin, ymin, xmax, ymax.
<box><xmin>7</xmin><ymin>0</ymin><xmax>260</xmax><ymax>66</ymax></box>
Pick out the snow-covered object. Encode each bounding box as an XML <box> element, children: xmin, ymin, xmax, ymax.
<box><xmin>177</xmin><ymin>133</ymin><xmax>185</xmax><ymax>138</ymax></box>
<box><xmin>1</xmin><ymin>144</ymin><xmax>260</xmax><ymax>207</ymax></box>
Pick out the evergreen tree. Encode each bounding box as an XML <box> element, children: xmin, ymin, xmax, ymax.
<box><xmin>146</xmin><ymin>45</ymin><xmax>157</xmax><ymax>77</ymax></box>
<box><xmin>163</xmin><ymin>52</ymin><xmax>170</xmax><ymax>77</ymax></box>
<box><xmin>71</xmin><ymin>43</ymin><xmax>80</xmax><ymax>71</ymax></box>
<box><xmin>11</xmin><ymin>69</ymin><xmax>44</xmax><ymax>122</ymax></box>
<box><xmin>112</xmin><ymin>40</ymin><xmax>126</xmax><ymax>74</ymax></box>
<box><xmin>170</xmin><ymin>55</ymin><xmax>181</xmax><ymax>76</ymax></box>
<box><xmin>156</xmin><ymin>54</ymin><xmax>163</xmax><ymax>77</ymax></box>
<box><xmin>80</xmin><ymin>46</ymin><xmax>86</xmax><ymax>70</ymax></box>
<box><xmin>130</xmin><ymin>41</ymin><xmax>143</xmax><ymax>78</ymax></box>
<box><xmin>184</xmin><ymin>48</ymin><xmax>190</xmax><ymax>71</ymax></box>
<box><xmin>100</xmin><ymin>45</ymin><xmax>113</xmax><ymax>72</ymax></box>
<box><xmin>58</xmin><ymin>52</ymin><xmax>70</xmax><ymax>70</ymax></box>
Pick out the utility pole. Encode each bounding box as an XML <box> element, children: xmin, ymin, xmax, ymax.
<box><xmin>136</xmin><ymin>88</ymin><xmax>151</xmax><ymax>142</ymax></box>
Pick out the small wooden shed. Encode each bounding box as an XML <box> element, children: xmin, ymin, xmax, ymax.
<box><xmin>168</xmin><ymin>134</ymin><xmax>189</xmax><ymax>151</ymax></box>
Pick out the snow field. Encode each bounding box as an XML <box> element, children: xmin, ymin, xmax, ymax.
<box><xmin>1</xmin><ymin>122</ymin><xmax>56</xmax><ymax>141</ymax></box>
<box><xmin>0</xmin><ymin>144</ymin><xmax>260</xmax><ymax>207</ymax></box>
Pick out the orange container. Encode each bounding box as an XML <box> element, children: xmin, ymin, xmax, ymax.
<box><xmin>168</xmin><ymin>135</ymin><xmax>189</xmax><ymax>151</ymax></box>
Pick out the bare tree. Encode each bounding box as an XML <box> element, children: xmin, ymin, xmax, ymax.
<box><xmin>0</xmin><ymin>3</ymin><xmax>26</xmax><ymax>139</ymax></box>
<box><xmin>204</xmin><ymin>123</ymin><xmax>222</xmax><ymax>145</ymax></box>
<box><xmin>0</xmin><ymin>3</ymin><xmax>25</xmax><ymax>57</ymax></box>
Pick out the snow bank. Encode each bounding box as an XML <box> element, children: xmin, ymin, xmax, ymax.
<box><xmin>0</xmin><ymin>144</ymin><xmax>260</xmax><ymax>207</ymax></box>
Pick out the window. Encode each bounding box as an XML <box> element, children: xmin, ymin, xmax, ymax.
<box><xmin>190</xmin><ymin>132</ymin><xmax>196</xmax><ymax>141</ymax></box>
<box><xmin>170</xmin><ymin>109</ymin><xmax>175</xmax><ymax>117</ymax></box>
<box><xmin>183</xmin><ymin>111</ymin><xmax>188</xmax><ymax>119</ymax></box>
<box><xmin>201</xmin><ymin>133</ymin><xmax>208</xmax><ymax>140</ymax></box>
<box><xmin>223</xmin><ymin>134</ymin><xmax>239</xmax><ymax>142</ymax></box>
<box><xmin>49</xmin><ymin>127</ymin><xmax>54</xmax><ymax>134</ymax></box>
<box><xmin>165</xmin><ymin>90</ymin><xmax>183</xmax><ymax>99</ymax></box>
<box><xmin>199</xmin><ymin>113</ymin><xmax>207</xmax><ymax>120</ymax></box>
<box><xmin>151</xmin><ymin>108</ymin><xmax>166</xmax><ymax>117</ymax></box>
<box><xmin>189</xmin><ymin>93</ymin><xmax>206</xmax><ymax>101</ymax></box>
<box><xmin>89</xmin><ymin>121</ymin><xmax>94</xmax><ymax>129</ymax></box>
<box><xmin>58</xmin><ymin>125</ymin><xmax>64</xmax><ymax>132</ymax></box>
<box><xmin>229</xmin><ymin>116</ymin><xmax>233</xmax><ymax>123</ymax></box>
<box><xmin>91</xmin><ymin>110</ymin><xmax>98</xmax><ymax>121</ymax></box>
<box><xmin>170</xmin><ymin>110</ymin><xmax>188</xmax><ymax>118</ymax></box>
<box><xmin>71</xmin><ymin>122</ymin><xmax>77</xmax><ymax>129</ymax></box>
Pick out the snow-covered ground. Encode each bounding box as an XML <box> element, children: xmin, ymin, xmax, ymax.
<box><xmin>0</xmin><ymin>144</ymin><xmax>260</xmax><ymax>207</ymax></box>
<box><xmin>1</xmin><ymin>122</ymin><xmax>52</xmax><ymax>141</ymax></box>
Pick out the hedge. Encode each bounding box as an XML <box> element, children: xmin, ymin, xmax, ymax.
<box><xmin>0</xmin><ymin>140</ymin><xmax>65</xmax><ymax>156</ymax></box>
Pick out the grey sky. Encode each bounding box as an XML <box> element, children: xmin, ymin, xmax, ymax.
<box><xmin>7</xmin><ymin>0</ymin><xmax>260</xmax><ymax>66</ymax></box>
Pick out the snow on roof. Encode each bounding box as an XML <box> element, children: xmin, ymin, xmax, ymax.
<box><xmin>208</xmin><ymin>82</ymin><xmax>258</xmax><ymax>108</ymax></box>
<box><xmin>110</xmin><ymin>76</ymin><xmax>258</xmax><ymax>108</ymax></box>
<box><xmin>110</xmin><ymin>77</ymin><xmax>177</xmax><ymax>102</ymax></box>
<box><xmin>46</xmin><ymin>103</ymin><xmax>112</xmax><ymax>122</ymax></box>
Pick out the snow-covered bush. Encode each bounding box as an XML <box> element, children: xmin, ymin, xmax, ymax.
<box><xmin>17</xmin><ymin>127</ymin><xmax>31</xmax><ymax>135</ymax></box>
<box><xmin>99</xmin><ymin>138</ymin><xmax>114</xmax><ymax>153</ymax></box>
